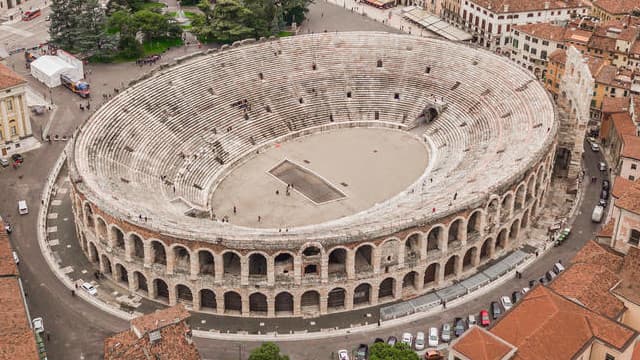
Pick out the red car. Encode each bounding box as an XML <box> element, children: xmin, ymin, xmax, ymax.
<box><xmin>480</xmin><ymin>309</ymin><xmax>490</xmax><ymax>327</ymax></box>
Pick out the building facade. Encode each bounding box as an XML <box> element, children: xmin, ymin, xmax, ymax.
<box><xmin>0</xmin><ymin>63</ymin><xmax>32</xmax><ymax>157</ymax></box>
<box><xmin>509</xmin><ymin>23</ymin><xmax>566</xmax><ymax>78</ymax></box>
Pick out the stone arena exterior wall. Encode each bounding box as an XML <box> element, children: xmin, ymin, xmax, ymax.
<box><xmin>70</xmin><ymin>148</ymin><xmax>554</xmax><ymax>317</ymax></box>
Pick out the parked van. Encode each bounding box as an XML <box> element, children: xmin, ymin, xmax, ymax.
<box><xmin>591</xmin><ymin>205</ymin><xmax>604</xmax><ymax>223</ymax></box>
<box><xmin>553</xmin><ymin>262</ymin><xmax>565</xmax><ymax>274</ymax></box>
<box><xmin>18</xmin><ymin>200</ymin><xmax>28</xmax><ymax>215</ymax></box>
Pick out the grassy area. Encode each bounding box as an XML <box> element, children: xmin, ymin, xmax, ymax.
<box><xmin>142</xmin><ymin>37</ymin><xmax>184</xmax><ymax>56</ymax></box>
<box><xmin>278</xmin><ymin>31</ymin><xmax>294</xmax><ymax>37</ymax></box>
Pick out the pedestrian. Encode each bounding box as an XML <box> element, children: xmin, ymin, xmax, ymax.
<box><xmin>453</xmin><ymin>192</ymin><xmax>458</xmax><ymax>200</ymax></box>
<box><xmin>276</xmin><ymin>190</ymin><xmax>280</xmax><ymax>195</ymax></box>
<box><xmin>139</xmin><ymin>214</ymin><xmax>142</xmax><ymax>220</ymax></box>
<box><xmin>443</xmin><ymin>301</ymin><xmax>447</xmax><ymax>309</ymax></box>
<box><xmin>258</xmin><ymin>216</ymin><xmax>261</xmax><ymax>222</ymax></box>
<box><xmin>46</xmin><ymin>332</ymin><xmax>50</xmax><ymax>341</ymax></box>
<box><xmin>233</xmin><ymin>206</ymin><xmax>237</xmax><ymax>214</ymax></box>
<box><xmin>75</xmin><ymin>283</ymin><xmax>78</xmax><ymax>289</ymax></box>
<box><xmin>144</xmin><ymin>216</ymin><xmax>147</xmax><ymax>222</ymax></box>
<box><xmin>377</xmin><ymin>319</ymin><xmax>381</xmax><ymax>327</ymax></box>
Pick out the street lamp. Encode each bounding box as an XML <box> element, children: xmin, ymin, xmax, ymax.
<box><xmin>49</xmin><ymin>87</ymin><xmax>53</xmax><ymax>105</ymax></box>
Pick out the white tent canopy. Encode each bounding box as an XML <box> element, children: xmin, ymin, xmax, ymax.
<box><xmin>30</xmin><ymin>51</ymin><xmax>84</xmax><ymax>88</ymax></box>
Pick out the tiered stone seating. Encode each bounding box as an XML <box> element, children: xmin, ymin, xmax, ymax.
<box><xmin>71</xmin><ymin>32</ymin><xmax>556</xmax><ymax>243</ymax></box>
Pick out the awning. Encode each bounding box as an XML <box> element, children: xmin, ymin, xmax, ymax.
<box><xmin>403</xmin><ymin>8</ymin><xmax>473</xmax><ymax>41</ymax></box>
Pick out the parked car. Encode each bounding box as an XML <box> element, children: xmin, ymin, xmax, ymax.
<box><xmin>599</xmin><ymin>162</ymin><xmax>607</xmax><ymax>171</ymax></box>
<box><xmin>454</xmin><ymin>317</ymin><xmax>466</xmax><ymax>337</ymax></box>
<box><xmin>424</xmin><ymin>349</ymin><xmax>444</xmax><ymax>360</ymax></box>
<box><xmin>545</xmin><ymin>270</ymin><xmax>557</xmax><ymax>282</ymax></box>
<box><xmin>511</xmin><ymin>291</ymin><xmax>522</xmax><ymax>304</ymax></box>
<box><xmin>5</xmin><ymin>222</ymin><xmax>12</xmax><ymax>234</ymax></box>
<box><xmin>480</xmin><ymin>310</ymin><xmax>490</xmax><ymax>327</ymax></box>
<box><xmin>32</xmin><ymin>317</ymin><xmax>44</xmax><ymax>333</ymax></box>
<box><xmin>553</xmin><ymin>262</ymin><xmax>565</xmax><ymax>274</ymax></box>
<box><xmin>591</xmin><ymin>143</ymin><xmax>600</xmax><ymax>152</ymax></box>
<box><xmin>338</xmin><ymin>349</ymin><xmax>350</xmax><ymax>360</ymax></box>
<box><xmin>500</xmin><ymin>296</ymin><xmax>513</xmax><ymax>311</ymax></box>
<box><xmin>18</xmin><ymin>200</ymin><xmax>28</xmax><ymax>215</ymax></box>
<box><xmin>401</xmin><ymin>332</ymin><xmax>413</xmax><ymax>347</ymax></box>
<box><xmin>491</xmin><ymin>301</ymin><xmax>502</xmax><ymax>319</ymax></box>
<box><xmin>12</xmin><ymin>251</ymin><xmax>19</xmax><ymax>264</ymax></box>
<box><xmin>602</xmin><ymin>179</ymin><xmax>610</xmax><ymax>190</ymax></box>
<box><xmin>428</xmin><ymin>327</ymin><xmax>439</xmax><ymax>347</ymax></box>
<box><xmin>0</xmin><ymin>158</ymin><xmax>8</xmax><ymax>167</ymax></box>
<box><xmin>599</xmin><ymin>198</ymin><xmax>608</xmax><ymax>208</ymax></box>
<box><xmin>415</xmin><ymin>331</ymin><xmax>426</xmax><ymax>351</ymax></box>
<box><xmin>374</xmin><ymin>338</ymin><xmax>384</xmax><ymax>344</ymax></box>
<box><xmin>441</xmin><ymin>323</ymin><xmax>451</xmax><ymax>342</ymax></box>
<box><xmin>11</xmin><ymin>153</ymin><xmax>23</xmax><ymax>163</ymax></box>
<box><xmin>601</xmin><ymin>189</ymin><xmax>609</xmax><ymax>200</ymax></box>
<box><xmin>355</xmin><ymin>344</ymin><xmax>368</xmax><ymax>360</ymax></box>
<box><xmin>522</xmin><ymin>287</ymin><xmax>531</xmax><ymax>294</ymax></box>
<box><xmin>468</xmin><ymin>314</ymin><xmax>477</xmax><ymax>326</ymax></box>
<box><xmin>592</xmin><ymin>205</ymin><xmax>604</xmax><ymax>223</ymax></box>
<box><xmin>81</xmin><ymin>282</ymin><xmax>97</xmax><ymax>295</ymax></box>
<box><xmin>528</xmin><ymin>280</ymin><xmax>536</xmax><ymax>288</ymax></box>
<box><xmin>387</xmin><ymin>336</ymin><xmax>397</xmax><ymax>346</ymax></box>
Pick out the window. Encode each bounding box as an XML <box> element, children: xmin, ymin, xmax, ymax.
<box><xmin>532</xmin><ymin>38</ymin><xmax>539</xmax><ymax>44</ymax></box>
<box><xmin>5</xmin><ymin>99</ymin><xmax>13</xmax><ymax>112</ymax></box>
<box><xmin>525</xmin><ymin>35</ymin><xmax>531</xmax><ymax>41</ymax></box>
<box><xmin>425</xmin><ymin>66</ymin><xmax>431</xmax><ymax>74</ymax></box>
<box><xmin>632</xmin><ymin>164</ymin><xmax>637</xmax><ymax>170</ymax></box>
<box><xmin>498</xmin><ymin>15</ymin><xmax>504</xmax><ymax>19</ymax></box>
<box><xmin>631</xmin><ymin>230</ymin><xmax>640</xmax><ymax>246</ymax></box>
<box><xmin>541</xmin><ymin>50</ymin><xmax>547</xmax><ymax>59</ymax></box>
<box><xmin>527</xmin><ymin>13</ymin><xmax>533</xmax><ymax>18</ymax></box>
<box><xmin>542</xmin><ymin>40</ymin><xmax>549</xmax><ymax>46</ymax></box>
<box><xmin>631</xmin><ymin>175</ymin><xmax>636</xmax><ymax>181</ymax></box>
<box><xmin>10</xmin><ymin>126</ymin><xmax>16</xmax><ymax>136</ymax></box>
<box><xmin>531</xmin><ymin>48</ymin><xmax>537</xmax><ymax>55</ymax></box>
<box><xmin>524</xmin><ymin>44</ymin><xmax>529</xmax><ymax>51</ymax></box>
<box><xmin>376</xmin><ymin>59</ymin><xmax>383</xmax><ymax>68</ymax></box>
<box><xmin>347</xmin><ymin>91</ymin><xmax>352</xmax><ymax>98</ymax></box>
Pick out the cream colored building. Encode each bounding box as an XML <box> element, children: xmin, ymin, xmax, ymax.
<box><xmin>0</xmin><ymin>63</ymin><xmax>32</xmax><ymax>157</ymax></box>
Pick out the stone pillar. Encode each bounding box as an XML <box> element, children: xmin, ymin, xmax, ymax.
<box><xmin>129</xmin><ymin>272</ymin><xmax>139</xmax><ymax>293</ymax></box>
<box><xmin>144</xmin><ymin>242</ymin><xmax>152</xmax><ymax>268</ymax></box>
<box><xmin>372</xmin><ymin>247</ymin><xmax>380</xmax><ymax>274</ymax></box>
<box><xmin>293</xmin><ymin>293</ymin><xmax>302</xmax><ymax>316</ymax></box>
<box><xmin>420</xmin><ymin>235</ymin><xmax>428</xmax><ymax>263</ymax></box>
<box><xmin>124</xmin><ymin>236</ymin><xmax>133</xmax><ymax>262</ymax></box>
<box><xmin>148</xmin><ymin>280</ymin><xmax>157</xmax><ymax>299</ymax></box>
<box><xmin>395</xmin><ymin>277</ymin><xmax>403</xmax><ymax>299</ymax></box>
<box><xmin>192</xmin><ymin>290</ymin><xmax>201</xmax><ymax>310</ymax></box>
<box><xmin>440</xmin><ymin>233</ymin><xmax>448</xmax><ymax>254</ymax></box>
<box><xmin>169</xmin><ymin>284</ymin><xmax>177</xmax><ymax>306</ymax></box>
<box><xmin>216</xmin><ymin>292</ymin><xmax>225</xmax><ymax>314</ymax></box>
<box><xmin>267</xmin><ymin>296</ymin><xmax>275</xmax><ymax>317</ymax></box>
<box><xmin>345</xmin><ymin>287</ymin><xmax>354</xmax><ymax>311</ymax></box>
<box><xmin>370</xmin><ymin>284</ymin><xmax>379</xmax><ymax>305</ymax></box>
<box><xmin>214</xmin><ymin>255</ymin><xmax>223</xmax><ymax>283</ymax></box>
<box><xmin>460</xmin><ymin>222</ymin><xmax>468</xmax><ymax>246</ymax></box>
<box><xmin>294</xmin><ymin>256</ymin><xmax>302</xmax><ymax>285</ymax></box>
<box><xmin>473</xmin><ymin>249</ymin><xmax>481</xmax><ymax>266</ymax></box>
<box><xmin>190</xmin><ymin>254</ymin><xmax>199</xmax><ymax>280</ymax></box>
<box><xmin>241</xmin><ymin>257</ymin><xmax>249</xmax><ymax>286</ymax></box>
<box><xmin>241</xmin><ymin>293</ymin><xmax>250</xmax><ymax>316</ymax></box>
<box><xmin>415</xmin><ymin>271</ymin><xmax>425</xmax><ymax>291</ymax></box>
<box><xmin>267</xmin><ymin>258</ymin><xmax>275</xmax><ymax>285</ymax></box>
<box><xmin>320</xmin><ymin>294</ymin><xmax>328</xmax><ymax>315</ymax></box>
<box><xmin>99</xmin><ymin>255</ymin><xmax>106</xmax><ymax>273</ymax></box>
<box><xmin>321</xmin><ymin>254</ymin><xmax>328</xmax><ymax>284</ymax></box>
<box><xmin>455</xmin><ymin>256</ymin><xmax>463</xmax><ymax>276</ymax></box>
<box><xmin>166</xmin><ymin>247</ymin><xmax>175</xmax><ymax>275</ymax></box>
<box><xmin>398</xmin><ymin>242</ymin><xmax>405</xmax><ymax>269</ymax></box>
<box><xmin>346</xmin><ymin>250</ymin><xmax>355</xmax><ymax>280</ymax></box>
<box><xmin>436</xmin><ymin>263</ymin><xmax>444</xmax><ymax>284</ymax></box>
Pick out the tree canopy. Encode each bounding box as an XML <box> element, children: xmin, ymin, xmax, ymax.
<box><xmin>369</xmin><ymin>342</ymin><xmax>421</xmax><ymax>360</ymax></box>
<box><xmin>248</xmin><ymin>342</ymin><xmax>290</xmax><ymax>360</ymax></box>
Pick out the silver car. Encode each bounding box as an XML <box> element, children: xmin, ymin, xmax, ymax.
<box><xmin>441</xmin><ymin>323</ymin><xmax>451</xmax><ymax>342</ymax></box>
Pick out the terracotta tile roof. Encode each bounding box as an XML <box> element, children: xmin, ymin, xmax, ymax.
<box><xmin>130</xmin><ymin>304</ymin><xmax>191</xmax><ymax>337</ymax></box>
<box><xmin>469</xmin><ymin>0</ymin><xmax>586</xmax><ymax>13</ymax></box>
<box><xmin>586</xmin><ymin>56</ymin><xmax>607</xmax><ymax>78</ymax></box>
<box><xmin>613</xmin><ymin>177</ymin><xmax>637</xmax><ymax>199</ymax></box>
<box><xmin>550</xmin><ymin>263</ymin><xmax>625</xmax><ymax>318</ymax></box>
<box><xmin>633</xmin><ymin>341</ymin><xmax>640</xmax><ymax>360</ymax></box>
<box><xmin>0</xmin><ymin>63</ymin><xmax>26</xmax><ymax>91</ymax></box>
<box><xmin>451</xmin><ymin>326</ymin><xmax>516</xmax><ymax>360</ymax></box>
<box><xmin>548</xmin><ymin>49</ymin><xmax>566</xmax><ymax>64</ymax></box>
<box><xmin>622</xmin><ymin>135</ymin><xmax>640</xmax><ymax>161</ymax></box>
<box><xmin>593</xmin><ymin>0</ymin><xmax>640</xmax><ymax>15</ymax></box>
<box><xmin>597</xmin><ymin>219</ymin><xmax>614</xmax><ymax>237</ymax></box>
<box><xmin>601</xmin><ymin>96</ymin><xmax>630</xmax><ymax>114</ymax></box>
<box><xmin>612</xmin><ymin>112</ymin><xmax>636</xmax><ymax>137</ymax></box>
<box><xmin>0</xmin><ymin>221</ymin><xmax>18</xmax><ymax>277</ymax></box>
<box><xmin>563</xmin><ymin>28</ymin><xmax>592</xmax><ymax>44</ymax></box>
<box><xmin>571</xmin><ymin>240</ymin><xmax>624</xmax><ymax>272</ymax></box>
<box><xmin>612</xmin><ymin>247</ymin><xmax>640</xmax><ymax>306</ymax></box>
<box><xmin>616</xmin><ymin>186</ymin><xmax>640</xmax><ymax>214</ymax></box>
<box><xmin>104</xmin><ymin>319</ymin><xmax>200</xmax><ymax>360</ymax></box>
<box><xmin>513</xmin><ymin>23</ymin><xmax>566</xmax><ymax>41</ymax></box>
<box><xmin>0</xmin><ymin>279</ymin><xmax>39</xmax><ymax>360</ymax></box>
<box><xmin>632</xmin><ymin>41</ymin><xmax>640</xmax><ymax>56</ymax></box>
<box><xmin>589</xmin><ymin>35</ymin><xmax>617</xmax><ymax>53</ymax></box>
<box><xmin>490</xmin><ymin>286</ymin><xmax>636</xmax><ymax>360</ymax></box>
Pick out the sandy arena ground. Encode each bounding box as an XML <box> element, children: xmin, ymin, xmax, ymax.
<box><xmin>210</xmin><ymin>127</ymin><xmax>429</xmax><ymax>228</ymax></box>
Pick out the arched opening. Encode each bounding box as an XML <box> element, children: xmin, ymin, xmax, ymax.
<box><xmin>509</xmin><ymin>219</ymin><xmax>520</xmax><ymax>242</ymax></box>
<box><xmin>198</xmin><ymin>250</ymin><xmax>215</xmax><ymax>276</ymax></box>
<box><xmin>522</xmin><ymin>209</ymin><xmax>529</xmax><ymax>229</ymax></box>
<box><xmin>151</xmin><ymin>241</ymin><xmax>167</xmax><ymax>266</ymax></box>
<box><xmin>480</xmin><ymin>238</ymin><xmax>493</xmax><ymax>261</ymax></box>
<box><xmin>80</xmin><ymin>232</ymin><xmax>88</xmax><ymax>252</ymax></box>
<box><xmin>224</xmin><ymin>291</ymin><xmax>242</xmax><ymax>314</ymax></box>
<box><xmin>154</xmin><ymin>279</ymin><xmax>169</xmax><ymax>303</ymax></box>
<box><xmin>496</xmin><ymin>228</ymin><xmax>508</xmax><ymax>251</ymax></box>
<box><xmin>88</xmin><ymin>242</ymin><xmax>99</xmax><ymax>263</ymax></box>
<box><xmin>379</xmin><ymin>239</ymin><xmax>399</xmax><ymax>272</ymax></box>
<box><xmin>96</xmin><ymin>218</ymin><xmax>107</xmax><ymax>243</ymax></box>
<box><xmin>135</xmin><ymin>272</ymin><xmax>148</xmax><ymax>294</ymax></box>
<box><xmin>116</xmin><ymin>263</ymin><xmax>129</xmax><ymax>285</ymax></box>
<box><xmin>300</xmin><ymin>291</ymin><xmax>320</xmax><ymax>313</ymax></box>
<box><xmin>301</xmin><ymin>246</ymin><xmax>321</xmax><ymax>278</ymax></box>
<box><xmin>424</xmin><ymin>263</ymin><xmax>439</xmax><ymax>286</ymax></box>
<box><xmin>101</xmin><ymin>255</ymin><xmax>112</xmax><ymax>275</ymax></box>
<box><xmin>427</xmin><ymin>226</ymin><xmax>442</xmax><ymax>251</ymax></box>
<box><xmin>176</xmin><ymin>284</ymin><xmax>193</xmax><ymax>305</ymax></box>
<box><xmin>444</xmin><ymin>256</ymin><xmax>458</xmax><ymax>279</ymax></box>
<box><xmin>328</xmin><ymin>248</ymin><xmax>347</xmax><ymax>279</ymax></box>
<box><xmin>501</xmin><ymin>194</ymin><xmax>514</xmax><ymax>223</ymax></box>
<box><xmin>111</xmin><ymin>226</ymin><xmax>125</xmax><ymax>249</ymax></box>
<box><xmin>223</xmin><ymin>252</ymin><xmax>241</xmax><ymax>279</ymax></box>
<box><xmin>275</xmin><ymin>292</ymin><xmax>294</xmax><ymax>315</ymax></box>
<box><xmin>304</xmin><ymin>264</ymin><xmax>318</xmax><ymax>275</ymax></box>
<box><xmin>448</xmin><ymin>219</ymin><xmax>464</xmax><ymax>246</ymax></box>
<box><xmin>487</xmin><ymin>198</ymin><xmax>499</xmax><ymax>228</ymax></box>
<box><xmin>249</xmin><ymin>253</ymin><xmax>267</xmax><ymax>278</ymax></box>
<box><xmin>463</xmin><ymin>247</ymin><xmax>477</xmax><ymax>271</ymax></box>
<box><xmin>84</xmin><ymin>203</ymin><xmax>94</xmax><ymax>229</ymax></box>
<box><xmin>378</xmin><ymin>277</ymin><xmax>395</xmax><ymax>301</ymax></box>
<box><xmin>200</xmin><ymin>289</ymin><xmax>217</xmax><ymax>311</ymax></box>
<box><xmin>467</xmin><ymin>211</ymin><xmax>482</xmax><ymax>238</ymax></box>
<box><xmin>526</xmin><ymin>176</ymin><xmax>536</xmax><ymax>203</ymax></box>
<box><xmin>249</xmin><ymin>293</ymin><xmax>268</xmax><ymax>315</ymax></box>
<box><xmin>402</xmin><ymin>271</ymin><xmax>419</xmax><ymax>296</ymax></box>
<box><xmin>353</xmin><ymin>283</ymin><xmax>372</xmax><ymax>306</ymax></box>
<box><xmin>355</xmin><ymin>245</ymin><xmax>373</xmax><ymax>273</ymax></box>
<box><xmin>131</xmin><ymin>234</ymin><xmax>144</xmax><ymax>259</ymax></box>
<box><xmin>327</xmin><ymin>287</ymin><xmax>346</xmax><ymax>311</ymax></box>
<box><xmin>376</xmin><ymin>59</ymin><xmax>383</xmax><ymax>68</ymax></box>
<box><xmin>515</xmin><ymin>185</ymin><xmax>526</xmax><ymax>210</ymax></box>
<box><xmin>405</xmin><ymin>233</ymin><xmax>421</xmax><ymax>264</ymax></box>
<box><xmin>172</xmin><ymin>245</ymin><xmax>190</xmax><ymax>274</ymax></box>
<box><xmin>274</xmin><ymin>252</ymin><xmax>294</xmax><ymax>280</ymax></box>
<box><xmin>302</xmin><ymin>246</ymin><xmax>321</xmax><ymax>257</ymax></box>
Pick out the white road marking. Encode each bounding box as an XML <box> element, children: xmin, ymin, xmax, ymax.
<box><xmin>46</xmin><ymin>226</ymin><xmax>57</xmax><ymax>233</ymax></box>
<box><xmin>51</xmin><ymin>199</ymin><xmax>62</xmax><ymax>206</ymax></box>
<box><xmin>47</xmin><ymin>213</ymin><xmax>58</xmax><ymax>219</ymax></box>
<box><xmin>81</xmin><ymin>269</ymin><xmax>88</xmax><ymax>274</ymax></box>
<box><xmin>49</xmin><ymin>239</ymin><xmax>59</xmax><ymax>246</ymax></box>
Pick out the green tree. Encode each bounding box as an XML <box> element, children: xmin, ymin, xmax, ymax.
<box><xmin>369</xmin><ymin>342</ymin><xmax>420</xmax><ymax>360</ymax></box>
<box><xmin>210</xmin><ymin>0</ymin><xmax>254</xmax><ymax>43</ymax></box>
<box><xmin>49</xmin><ymin>0</ymin><xmax>110</xmax><ymax>56</ymax></box>
<box><xmin>248</xmin><ymin>342</ymin><xmax>289</xmax><ymax>360</ymax></box>
<box><xmin>281</xmin><ymin>0</ymin><xmax>312</xmax><ymax>25</ymax></box>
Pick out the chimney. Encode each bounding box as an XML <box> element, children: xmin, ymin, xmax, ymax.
<box><xmin>503</xmin><ymin>4</ymin><xmax>509</xmax><ymax>12</ymax></box>
<box><xmin>544</xmin><ymin>1</ymin><xmax>550</xmax><ymax>9</ymax></box>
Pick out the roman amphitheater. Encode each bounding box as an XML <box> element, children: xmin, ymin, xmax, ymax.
<box><xmin>67</xmin><ymin>32</ymin><xmax>557</xmax><ymax>318</ymax></box>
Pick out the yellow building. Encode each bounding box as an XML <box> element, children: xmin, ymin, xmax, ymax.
<box><xmin>545</xmin><ymin>49</ymin><xmax>566</xmax><ymax>99</ymax></box>
<box><xmin>0</xmin><ymin>63</ymin><xmax>32</xmax><ymax>157</ymax></box>
<box><xmin>591</xmin><ymin>0</ymin><xmax>639</xmax><ymax>21</ymax></box>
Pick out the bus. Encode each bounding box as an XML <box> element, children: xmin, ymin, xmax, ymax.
<box><xmin>22</xmin><ymin>9</ymin><xmax>41</xmax><ymax>21</ymax></box>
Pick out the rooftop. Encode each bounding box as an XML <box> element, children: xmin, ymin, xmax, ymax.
<box><xmin>601</xmin><ymin>96</ymin><xmax>630</xmax><ymax>114</ymax></box>
<box><xmin>451</xmin><ymin>326</ymin><xmax>516</xmax><ymax>360</ymax></box>
<box><xmin>612</xmin><ymin>177</ymin><xmax>637</xmax><ymax>199</ymax></box>
<box><xmin>622</xmin><ymin>135</ymin><xmax>640</xmax><ymax>161</ymax></box>
<box><xmin>130</xmin><ymin>303</ymin><xmax>191</xmax><ymax>337</ymax></box>
<box><xmin>571</xmin><ymin>240</ymin><xmax>624</xmax><ymax>272</ymax></box>
<box><xmin>612</xmin><ymin>247</ymin><xmax>640</xmax><ymax>306</ymax></box>
<box><xmin>490</xmin><ymin>286</ymin><xmax>636</xmax><ymax>360</ymax></box>
<box><xmin>0</xmin><ymin>62</ymin><xmax>26</xmax><ymax>91</ymax></box>
<box><xmin>563</xmin><ymin>27</ymin><xmax>592</xmax><ymax>44</ymax></box>
<box><xmin>612</xmin><ymin>112</ymin><xmax>636</xmax><ymax>138</ymax></box>
<box><xmin>548</xmin><ymin>49</ymin><xmax>566</xmax><ymax>64</ymax></box>
<box><xmin>592</xmin><ymin>0</ymin><xmax>640</xmax><ymax>15</ymax></box>
<box><xmin>597</xmin><ymin>219</ymin><xmax>614</xmax><ymax>237</ymax></box>
<box><xmin>469</xmin><ymin>0</ymin><xmax>586</xmax><ymax>13</ymax></box>
<box><xmin>513</xmin><ymin>23</ymin><xmax>566</xmax><ymax>41</ymax></box>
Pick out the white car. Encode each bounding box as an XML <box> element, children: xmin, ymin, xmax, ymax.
<box><xmin>337</xmin><ymin>349</ymin><xmax>350</xmax><ymax>360</ymax></box>
<box><xmin>591</xmin><ymin>143</ymin><xmax>600</xmax><ymax>152</ymax></box>
<box><xmin>521</xmin><ymin>287</ymin><xmax>530</xmax><ymax>295</ymax></box>
<box><xmin>500</xmin><ymin>296</ymin><xmax>513</xmax><ymax>311</ymax></box>
<box><xmin>401</xmin><ymin>332</ymin><xmax>413</xmax><ymax>347</ymax></box>
<box><xmin>468</xmin><ymin>314</ymin><xmax>477</xmax><ymax>326</ymax></box>
<box><xmin>428</xmin><ymin>327</ymin><xmax>439</xmax><ymax>347</ymax></box>
<box><xmin>12</xmin><ymin>251</ymin><xmax>19</xmax><ymax>264</ymax></box>
<box><xmin>82</xmin><ymin>282</ymin><xmax>97</xmax><ymax>295</ymax></box>
<box><xmin>415</xmin><ymin>331</ymin><xmax>425</xmax><ymax>351</ymax></box>
<box><xmin>32</xmin><ymin>317</ymin><xmax>44</xmax><ymax>333</ymax></box>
